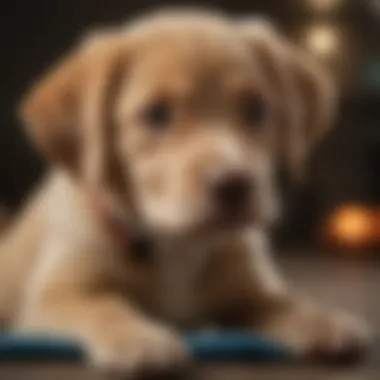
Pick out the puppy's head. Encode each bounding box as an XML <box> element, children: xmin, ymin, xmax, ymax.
<box><xmin>20</xmin><ymin>11</ymin><xmax>336</xmax><ymax>239</ymax></box>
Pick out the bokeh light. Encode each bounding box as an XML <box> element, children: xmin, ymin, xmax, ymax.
<box><xmin>303</xmin><ymin>24</ymin><xmax>340</xmax><ymax>57</ymax></box>
<box><xmin>307</xmin><ymin>0</ymin><xmax>345</xmax><ymax>13</ymax></box>
<box><xmin>326</xmin><ymin>204</ymin><xmax>376</xmax><ymax>250</ymax></box>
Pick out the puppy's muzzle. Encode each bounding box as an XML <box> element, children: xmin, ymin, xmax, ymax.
<box><xmin>209</xmin><ymin>170</ymin><xmax>253</xmax><ymax>217</ymax></box>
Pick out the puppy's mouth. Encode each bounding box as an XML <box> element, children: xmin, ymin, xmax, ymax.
<box><xmin>194</xmin><ymin>202</ymin><xmax>257</xmax><ymax>237</ymax></box>
<box><xmin>214</xmin><ymin>205</ymin><xmax>256</xmax><ymax>228</ymax></box>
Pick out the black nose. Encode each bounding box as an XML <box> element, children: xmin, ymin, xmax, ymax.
<box><xmin>212</xmin><ymin>171</ymin><xmax>252</xmax><ymax>210</ymax></box>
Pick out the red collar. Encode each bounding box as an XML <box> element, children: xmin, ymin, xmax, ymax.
<box><xmin>93</xmin><ymin>196</ymin><xmax>131</xmax><ymax>250</ymax></box>
<box><xmin>92</xmin><ymin>196</ymin><xmax>154</xmax><ymax>261</ymax></box>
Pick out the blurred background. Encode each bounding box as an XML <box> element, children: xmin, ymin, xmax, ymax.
<box><xmin>0</xmin><ymin>0</ymin><xmax>379</xmax><ymax>255</ymax></box>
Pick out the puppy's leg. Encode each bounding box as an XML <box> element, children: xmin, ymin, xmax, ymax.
<box><xmin>216</xmin><ymin>231</ymin><xmax>370</xmax><ymax>361</ymax></box>
<box><xmin>21</xmin><ymin>295</ymin><xmax>188</xmax><ymax>375</ymax></box>
<box><xmin>258</xmin><ymin>295</ymin><xmax>369</xmax><ymax>362</ymax></box>
<box><xmin>15</xmin><ymin>244</ymin><xmax>189</xmax><ymax>375</ymax></box>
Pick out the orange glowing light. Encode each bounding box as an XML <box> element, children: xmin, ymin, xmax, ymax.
<box><xmin>326</xmin><ymin>205</ymin><xmax>376</xmax><ymax>249</ymax></box>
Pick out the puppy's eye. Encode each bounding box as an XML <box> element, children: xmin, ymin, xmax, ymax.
<box><xmin>241</xmin><ymin>96</ymin><xmax>267</xmax><ymax>127</ymax></box>
<box><xmin>141</xmin><ymin>100</ymin><xmax>172</xmax><ymax>131</ymax></box>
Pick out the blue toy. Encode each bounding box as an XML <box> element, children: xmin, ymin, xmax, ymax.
<box><xmin>0</xmin><ymin>331</ymin><xmax>292</xmax><ymax>362</ymax></box>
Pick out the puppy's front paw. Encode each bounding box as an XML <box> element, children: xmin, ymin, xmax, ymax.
<box><xmin>88</xmin><ymin>321</ymin><xmax>190</xmax><ymax>377</ymax></box>
<box><xmin>264</xmin><ymin>304</ymin><xmax>370</xmax><ymax>364</ymax></box>
<box><xmin>307</xmin><ymin>310</ymin><xmax>370</xmax><ymax>364</ymax></box>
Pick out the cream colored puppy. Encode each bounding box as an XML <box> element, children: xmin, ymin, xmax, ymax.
<box><xmin>0</xmin><ymin>9</ymin><xmax>368</xmax><ymax>377</ymax></box>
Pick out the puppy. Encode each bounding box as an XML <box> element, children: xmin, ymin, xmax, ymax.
<box><xmin>0</xmin><ymin>9</ymin><xmax>368</xmax><ymax>376</ymax></box>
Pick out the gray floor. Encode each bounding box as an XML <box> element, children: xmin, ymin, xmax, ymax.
<box><xmin>0</xmin><ymin>254</ymin><xmax>379</xmax><ymax>379</ymax></box>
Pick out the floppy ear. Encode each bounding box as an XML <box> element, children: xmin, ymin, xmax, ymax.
<box><xmin>239</xmin><ymin>20</ymin><xmax>337</xmax><ymax>180</ymax></box>
<box><xmin>19</xmin><ymin>32</ymin><xmax>128</xmax><ymax>183</ymax></box>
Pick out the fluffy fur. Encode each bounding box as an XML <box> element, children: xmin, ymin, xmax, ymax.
<box><xmin>0</xmin><ymin>9</ymin><xmax>368</xmax><ymax>376</ymax></box>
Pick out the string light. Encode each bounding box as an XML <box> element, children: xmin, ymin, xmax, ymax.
<box><xmin>307</xmin><ymin>0</ymin><xmax>345</xmax><ymax>13</ymax></box>
<box><xmin>303</xmin><ymin>24</ymin><xmax>340</xmax><ymax>57</ymax></box>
